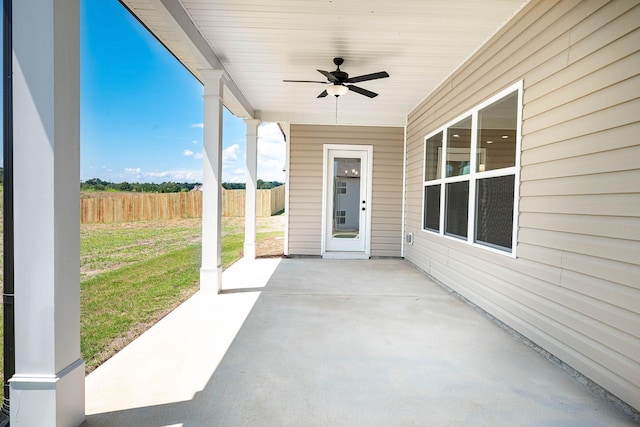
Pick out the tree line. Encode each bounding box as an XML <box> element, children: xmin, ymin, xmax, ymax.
<box><xmin>81</xmin><ymin>178</ymin><xmax>198</xmax><ymax>193</ymax></box>
<box><xmin>222</xmin><ymin>180</ymin><xmax>283</xmax><ymax>190</ymax></box>
<box><xmin>80</xmin><ymin>178</ymin><xmax>284</xmax><ymax>193</ymax></box>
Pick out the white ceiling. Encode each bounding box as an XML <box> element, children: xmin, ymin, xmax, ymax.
<box><xmin>121</xmin><ymin>0</ymin><xmax>529</xmax><ymax>126</ymax></box>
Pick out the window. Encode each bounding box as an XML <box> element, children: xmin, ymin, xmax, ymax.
<box><xmin>336</xmin><ymin>181</ymin><xmax>347</xmax><ymax>194</ymax></box>
<box><xmin>446</xmin><ymin>116</ymin><xmax>472</xmax><ymax>177</ymax></box>
<box><xmin>476</xmin><ymin>175</ymin><xmax>514</xmax><ymax>249</ymax></box>
<box><xmin>445</xmin><ymin>181</ymin><xmax>469</xmax><ymax>239</ymax></box>
<box><xmin>423</xmin><ymin>185</ymin><xmax>440</xmax><ymax>232</ymax></box>
<box><xmin>335</xmin><ymin>210</ymin><xmax>346</xmax><ymax>225</ymax></box>
<box><xmin>422</xmin><ymin>82</ymin><xmax>522</xmax><ymax>255</ymax></box>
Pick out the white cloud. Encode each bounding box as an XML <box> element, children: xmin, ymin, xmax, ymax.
<box><xmin>124</xmin><ymin>167</ymin><xmax>141</xmax><ymax>174</ymax></box>
<box><xmin>257</xmin><ymin>123</ymin><xmax>286</xmax><ymax>181</ymax></box>
<box><xmin>259</xmin><ymin>122</ymin><xmax>283</xmax><ymax>144</ymax></box>
<box><xmin>222</xmin><ymin>168</ymin><xmax>246</xmax><ymax>183</ymax></box>
<box><xmin>218</xmin><ymin>123</ymin><xmax>285</xmax><ymax>183</ymax></box>
<box><xmin>222</xmin><ymin>145</ymin><xmax>240</xmax><ymax>183</ymax></box>
<box><xmin>190</xmin><ymin>123</ymin><xmax>204</xmax><ymax>128</ymax></box>
<box><xmin>145</xmin><ymin>169</ymin><xmax>202</xmax><ymax>182</ymax></box>
<box><xmin>192</xmin><ymin>139</ymin><xmax>199</xmax><ymax>145</ymax></box>
<box><xmin>223</xmin><ymin>144</ymin><xmax>240</xmax><ymax>163</ymax></box>
<box><xmin>184</xmin><ymin>149</ymin><xmax>204</xmax><ymax>160</ymax></box>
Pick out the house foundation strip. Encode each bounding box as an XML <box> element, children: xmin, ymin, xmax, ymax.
<box><xmin>200</xmin><ymin>70</ymin><xmax>226</xmax><ymax>293</ymax></box>
<box><xmin>11</xmin><ymin>0</ymin><xmax>85</xmax><ymax>424</ymax></box>
<box><xmin>244</xmin><ymin>119</ymin><xmax>260</xmax><ymax>260</ymax></box>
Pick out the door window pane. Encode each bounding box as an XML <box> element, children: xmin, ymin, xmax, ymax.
<box><xmin>445</xmin><ymin>181</ymin><xmax>469</xmax><ymax>239</ymax></box>
<box><xmin>333</xmin><ymin>158</ymin><xmax>360</xmax><ymax>239</ymax></box>
<box><xmin>477</xmin><ymin>91</ymin><xmax>517</xmax><ymax>172</ymax></box>
<box><xmin>446</xmin><ymin>116</ymin><xmax>472</xmax><ymax>177</ymax></box>
<box><xmin>475</xmin><ymin>175</ymin><xmax>515</xmax><ymax>250</ymax></box>
<box><xmin>425</xmin><ymin>132</ymin><xmax>443</xmax><ymax>181</ymax></box>
<box><xmin>423</xmin><ymin>185</ymin><xmax>441</xmax><ymax>232</ymax></box>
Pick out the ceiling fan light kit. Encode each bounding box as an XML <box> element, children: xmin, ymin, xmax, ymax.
<box><xmin>284</xmin><ymin>57</ymin><xmax>389</xmax><ymax>99</ymax></box>
<box><xmin>326</xmin><ymin>84</ymin><xmax>349</xmax><ymax>97</ymax></box>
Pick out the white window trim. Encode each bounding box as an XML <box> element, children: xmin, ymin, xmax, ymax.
<box><xmin>421</xmin><ymin>81</ymin><xmax>523</xmax><ymax>257</ymax></box>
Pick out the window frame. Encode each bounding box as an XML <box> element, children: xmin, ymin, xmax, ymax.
<box><xmin>421</xmin><ymin>81</ymin><xmax>523</xmax><ymax>257</ymax></box>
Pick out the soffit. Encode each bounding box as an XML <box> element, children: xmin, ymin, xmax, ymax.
<box><xmin>121</xmin><ymin>0</ymin><xmax>529</xmax><ymax>126</ymax></box>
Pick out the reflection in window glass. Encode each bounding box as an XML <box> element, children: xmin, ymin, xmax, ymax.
<box><xmin>477</xmin><ymin>91</ymin><xmax>517</xmax><ymax>172</ymax></box>
<box><xmin>421</xmin><ymin>83</ymin><xmax>520</xmax><ymax>255</ymax></box>
<box><xmin>445</xmin><ymin>181</ymin><xmax>469</xmax><ymax>239</ymax></box>
<box><xmin>476</xmin><ymin>175</ymin><xmax>515</xmax><ymax>250</ymax></box>
<box><xmin>423</xmin><ymin>185</ymin><xmax>441</xmax><ymax>231</ymax></box>
<box><xmin>425</xmin><ymin>132</ymin><xmax>443</xmax><ymax>181</ymax></box>
<box><xmin>333</xmin><ymin>157</ymin><xmax>360</xmax><ymax>238</ymax></box>
<box><xmin>446</xmin><ymin>116</ymin><xmax>472</xmax><ymax>177</ymax></box>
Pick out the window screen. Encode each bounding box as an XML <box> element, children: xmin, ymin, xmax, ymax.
<box><xmin>424</xmin><ymin>185</ymin><xmax>441</xmax><ymax>232</ymax></box>
<box><xmin>445</xmin><ymin>181</ymin><xmax>469</xmax><ymax>239</ymax></box>
<box><xmin>475</xmin><ymin>175</ymin><xmax>514</xmax><ymax>250</ymax></box>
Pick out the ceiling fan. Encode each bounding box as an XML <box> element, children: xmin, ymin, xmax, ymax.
<box><xmin>283</xmin><ymin>57</ymin><xmax>390</xmax><ymax>98</ymax></box>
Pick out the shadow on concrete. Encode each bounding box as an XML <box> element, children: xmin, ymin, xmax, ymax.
<box><xmin>84</xmin><ymin>259</ymin><xmax>637</xmax><ymax>426</ymax></box>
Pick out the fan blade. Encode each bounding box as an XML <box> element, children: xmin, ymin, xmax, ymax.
<box><xmin>317</xmin><ymin>69</ymin><xmax>337</xmax><ymax>82</ymax></box>
<box><xmin>317</xmin><ymin>90</ymin><xmax>328</xmax><ymax>98</ymax></box>
<box><xmin>348</xmin><ymin>85</ymin><xmax>378</xmax><ymax>98</ymax></box>
<box><xmin>283</xmin><ymin>80</ymin><xmax>328</xmax><ymax>84</ymax></box>
<box><xmin>346</xmin><ymin>71</ymin><xmax>389</xmax><ymax>84</ymax></box>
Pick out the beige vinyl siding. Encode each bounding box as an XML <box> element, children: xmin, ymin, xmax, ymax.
<box><xmin>404</xmin><ymin>0</ymin><xmax>640</xmax><ymax>410</ymax></box>
<box><xmin>288</xmin><ymin>125</ymin><xmax>404</xmax><ymax>257</ymax></box>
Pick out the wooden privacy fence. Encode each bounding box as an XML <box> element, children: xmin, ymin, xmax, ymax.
<box><xmin>80</xmin><ymin>191</ymin><xmax>203</xmax><ymax>224</ymax></box>
<box><xmin>222</xmin><ymin>185</ymin><xmax>285</xmax><ymax>217</ymax></box>
<box><xmin>80</xmin><ymin>185</ymin><xmax>285</xmax><ymax>224</ymax></box>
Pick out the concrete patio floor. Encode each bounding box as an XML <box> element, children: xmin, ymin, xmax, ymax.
<box><xmin>84</xmin><ymin>258</ymin><xmax>636</xmax><ymax>426</ymax></box>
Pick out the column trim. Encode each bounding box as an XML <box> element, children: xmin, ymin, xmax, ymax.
<box><xmin>11</xmin><ymin>359</ymin><xmax>85</xmax><ymax>426</ymax></box>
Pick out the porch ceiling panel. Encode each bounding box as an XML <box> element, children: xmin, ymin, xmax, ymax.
<box><xmin>121</xmin><ymin>0</ymin><xmax>529</xmax><ymax>126</ymax></box>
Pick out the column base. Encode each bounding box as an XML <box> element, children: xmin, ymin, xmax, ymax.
<box><xmin>10</xmin><ymin>358</ymin><xmax>85</xmax><ymax>426</ymax></box>
<box><xmin>200</xmin><ymin>266</ymin><xmax>222</xmax><ymax>294</ymax></box>
<box><xmin>243</xmin><ymin>242</ymin><xmax>256</xmax><ymax>260</ymax></box>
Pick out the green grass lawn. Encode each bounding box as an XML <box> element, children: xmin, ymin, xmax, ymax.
<box><xmin>0</xmin><ymin>214</ymin><xmax>284</xmax><ymax>391</ymax></box>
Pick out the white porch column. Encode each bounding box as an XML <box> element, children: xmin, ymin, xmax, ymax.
<box><xmin>200</xmin><ymin>70</ymin><xmax>225</xmax><ymax>293</ymax></box>
<box><xmin>243</xmin><ymin>119</ymin><xmax>260</xmax><ymax>259</ymax></box>
<box><xmin>11</xmin><ymin>0</ymin><xmax>85</xmax><ymax>425</ymax></box>
<box><xmin>281</xmin><ymin>122</ymin><xmax>291</xmax><ymax>256</ymax></box>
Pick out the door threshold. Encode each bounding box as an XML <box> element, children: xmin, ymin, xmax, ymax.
<box><xmin>322</xmin><ymin>252</ymin><xmax>370</xmax><ymax>260</ymax></box>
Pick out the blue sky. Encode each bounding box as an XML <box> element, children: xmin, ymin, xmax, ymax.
<box><xmin>80</xmin><ymin>0</ymin><xmax>285</xmax><ymax>184</ymax></box>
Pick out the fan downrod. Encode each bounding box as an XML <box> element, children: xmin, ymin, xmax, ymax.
<box><xmin>333</xmin><ymin>57</ymin><xmax>344</xmax><ymax>68</ymax></box>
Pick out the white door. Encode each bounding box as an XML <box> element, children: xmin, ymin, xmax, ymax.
<box><xmin>323</xmin><ymin>145</ymin><xmax>372</xmax><ymax>257</ymax></box>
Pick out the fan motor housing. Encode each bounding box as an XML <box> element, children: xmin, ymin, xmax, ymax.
<box><xmin>332</xmin><ymin>71</ymin><xmax>349</xmax><ymax>82</ymax></box>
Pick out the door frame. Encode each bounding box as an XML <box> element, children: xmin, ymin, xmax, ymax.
<box><xmin>321</xmin><ymin>144</ymin><xmax>373</xmax><ymax>258</ymax></box>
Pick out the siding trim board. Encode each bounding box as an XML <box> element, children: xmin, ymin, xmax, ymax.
<box><xmin>404</xmin><ymin>0</ymin><xmax>640</xmax><ymax>413</ymax></box>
